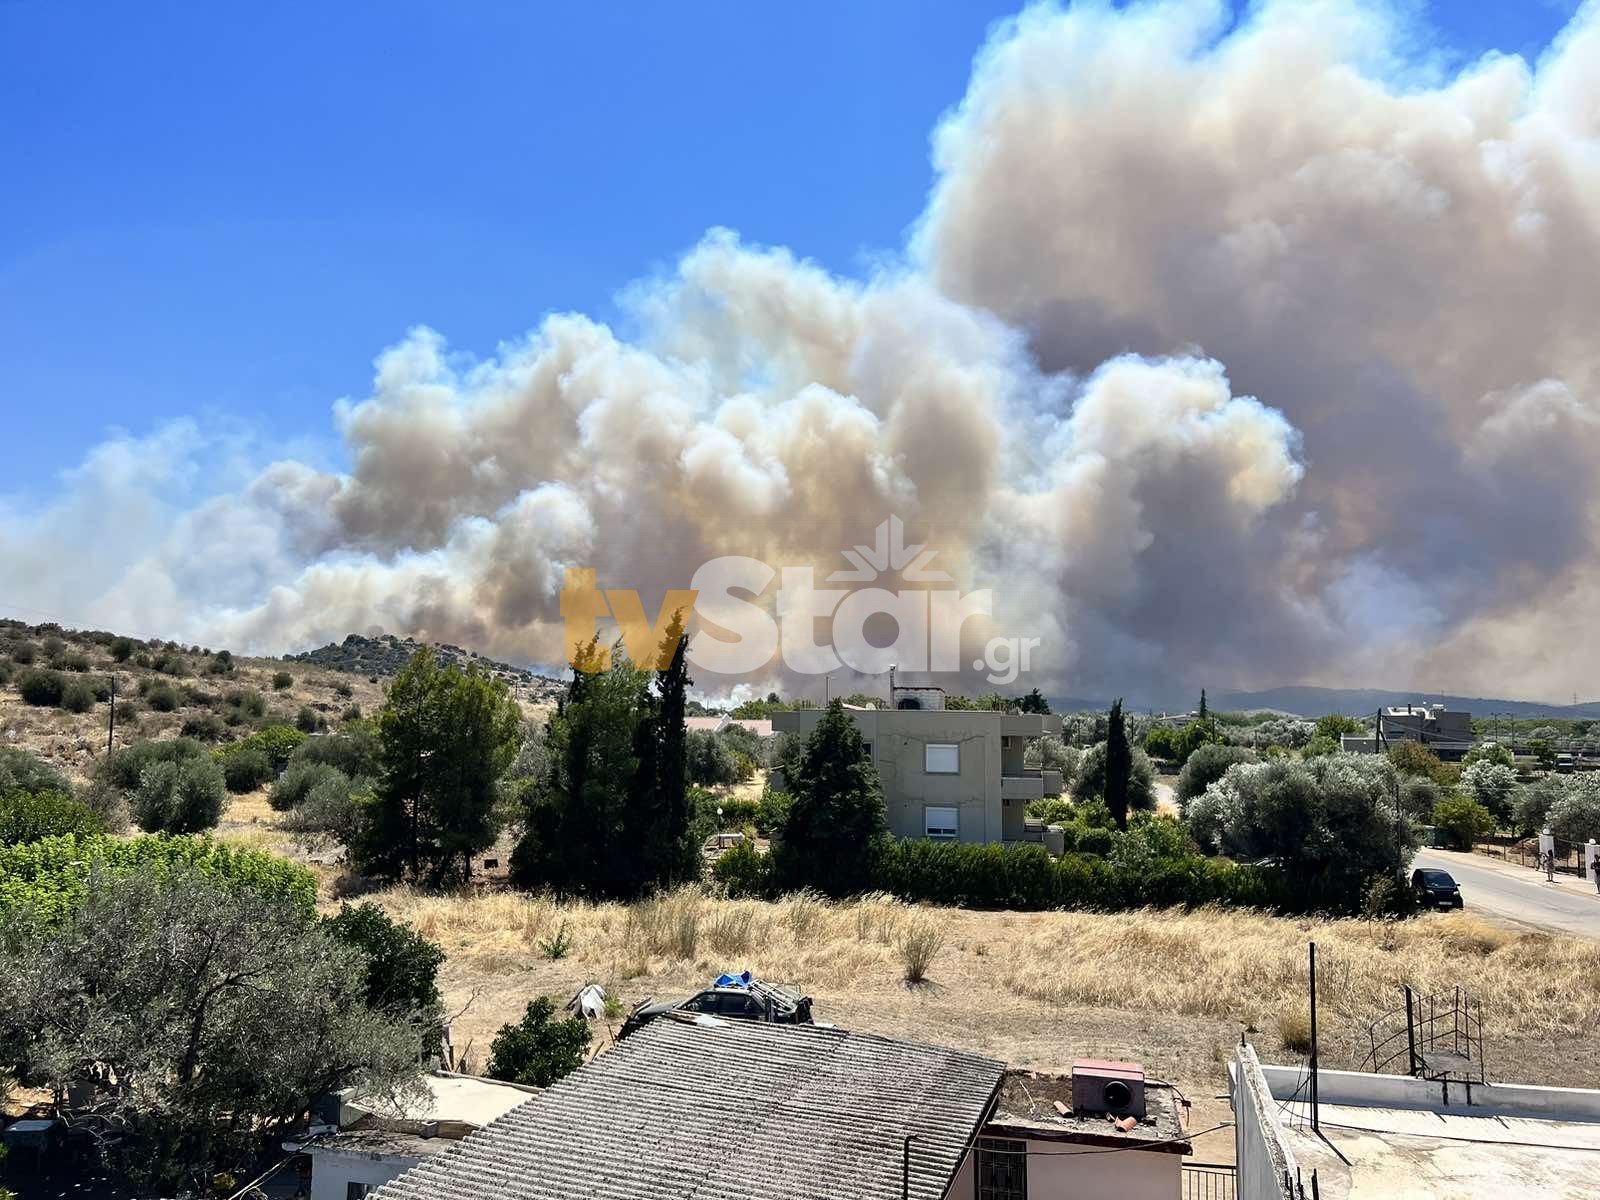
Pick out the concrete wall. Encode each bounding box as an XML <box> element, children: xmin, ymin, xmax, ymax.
<box><xmin>309</xmin><ymin>1148</ymin><xmax>418</xmax><ymax>1200</ymax></box>
<box><xmin>950</xmin><ymin>1138</ymin><xmax>1179</xmax><ymax>1199</ymax></box>
<box><xmin>1231</xmin><ymin>1046</ymin><xmax>1298</xmax><ymax>1200</ymax></box>
<box><xmin>1256</xmin><ymin>1063</ymin><xmax>1600</xmax><ymax>1121</ymax></box>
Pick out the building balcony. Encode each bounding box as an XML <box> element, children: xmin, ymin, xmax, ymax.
<box><xmin>1001</xmin><ymin>771</ymin><xmax>1045</xmax><ymax>802</ymax></box>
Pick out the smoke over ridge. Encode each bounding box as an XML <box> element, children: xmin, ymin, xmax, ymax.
<box><xmin>6</xmin><ymin>0</ymin><xmax>1600</xmax><ymax>702</ymax></box>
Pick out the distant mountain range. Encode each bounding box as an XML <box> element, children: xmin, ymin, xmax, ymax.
<box><xmin>1052</xmin><ymin>685</ymin><xmax>1600</xmax><ymax>720</ymax></box>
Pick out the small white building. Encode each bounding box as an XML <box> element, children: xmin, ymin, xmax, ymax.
<box><xmin>289</xmin><ymin>1072</ymin><xmax>535</xmax><ymax>1200</ymax></box>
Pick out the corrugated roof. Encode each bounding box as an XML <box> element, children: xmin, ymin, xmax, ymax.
<box><xmin>371</xmin><ymin>1015</ymin><xmax>1004</xmax><ymax>1200</ymax></box>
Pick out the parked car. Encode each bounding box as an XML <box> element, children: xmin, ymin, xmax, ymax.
<box><xmin>1411</xmin><ymin>868</ymin><xmax>1463</xmax><ymax>910</ymax></box>
<box><xmin>619</xmin><ymin>974</ymin><xmax>814</xmax><ymax>1039</ymax></box>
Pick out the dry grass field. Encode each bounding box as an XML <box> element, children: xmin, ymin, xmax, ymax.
<box><xmin>352</xmin><ymin>884</ymin><xmax>1600</xmax><ymax>1157</ymax></box>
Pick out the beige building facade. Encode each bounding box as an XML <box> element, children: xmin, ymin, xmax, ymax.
<box><xmin>771</xmin><ymin>688</ymin><xmax>1063</xmax><ymax>844</ymax></box>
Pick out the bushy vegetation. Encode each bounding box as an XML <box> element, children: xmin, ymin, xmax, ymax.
<box><xmin>0</xmin><ymin>832</ymin><xmax>318</xmax><ymax>924</ymax></box>
<box><xmin>220</xmin><ymin>745</ymin><xmax>275</xmax><ymax>793</ymax></box>
<box><xmin>357</xmin><ymin>647</ymin><xmax>522</xmax><ymax>885</ymax></box>
<box><xmin>0</xmin><ymin>867</ymin><xmax>426</xmax><ymax>1192</ymax></box>
<box><xmin>513</xmin><ymin>623</ymin><xmax>698</xmax><ymax>899</ymax></box>
<box><xmin>714</xmin><ymin>826</ymin><xmax>1282</xmax><ymax>911</ymax></box>
<box><xmin>0</xmin><ymin>789</ymin><xmax>102</xmax><ymax>844</ymax></box>
<box><xmin>132</xmin><ymin>755</ymin><xmax>229</xmax><ymax>833</ymax></box>
<box><xmin>771</xmin><ymin>700</ymin><xmax>886</xmax><ymax>896</ymax></box>
<box><xmin>1186</xmin><ymin>754</ymin><xmax>1418</xmax><ymax>910</ymax></box>
<box><xmin>17</xmin><ymin>668</ymin><xmax>66</xmax><ymax>707</ymax></box>
<box><xmin>1176</xmin><ymin>743</ymin><xmax>1254</xmax><ymax>805</ymax></box>
<box><xmin>486</xmin><ymin>996</ymin><xmax>591</xmax><ymax>1087</ymax></box>
<box><xmin>1431</xmin><ymin>795</ymin><xmax>1496</xmax><ymax>849</ymax></box>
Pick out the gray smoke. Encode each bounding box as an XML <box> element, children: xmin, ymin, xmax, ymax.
<box><xmin>5</xmin><ymin>0</ymin><xmax>1598</xmax><ymax>703</ymax></box>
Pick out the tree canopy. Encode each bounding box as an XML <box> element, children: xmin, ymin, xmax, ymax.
<box><xmin>352</xmin><ymin>648</ymin><xmax>521</xmax><ymax>885</ymax></box>
<box><xmin>0</xmin><ymin>868</ymin><xmax>425</xmax><ymax>1193</ymax></box>
<box><xmin>777</xmin><ymin>699</ymin><xmax>887</xmax><ymax>895</ymax></box>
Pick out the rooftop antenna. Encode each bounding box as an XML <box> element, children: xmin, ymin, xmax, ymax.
<box><xmin>889</xmin><ymin>664</ymin><xmax>896</xmax><ymax>703</ymax></box>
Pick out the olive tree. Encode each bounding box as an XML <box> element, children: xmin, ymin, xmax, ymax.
<box><xmin>1186</xmin><ymin>754</ymin><xmax>1419</xmax><ymax>910</ymax></box>
<box><xmin>0</xmin><ymin>868</ymin><xmax>425</xmax><ymax>1193</ymax></box>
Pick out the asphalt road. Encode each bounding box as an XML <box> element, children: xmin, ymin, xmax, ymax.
<box><xmin>1414</xmin><ymin>849</ymin><xmax>1600</xmax><ymax>940</ymax></box>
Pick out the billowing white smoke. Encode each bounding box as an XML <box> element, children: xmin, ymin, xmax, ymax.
<box><xmin>6</xmin><ymin>0</ymin><xmax>1598</xmax><ymax>702</ymax></box>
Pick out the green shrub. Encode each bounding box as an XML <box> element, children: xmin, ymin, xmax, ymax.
<box><xmin>334</xmin><ymin>681</ymin><xmax>354</xmax><ymax>699</ymax></box>
<box><xmin>62</xmin><ymin>652</ymin><xmax>90</xmax><ymax>673</ymax></box>
<box><xmin>486</xmin><ymin>997</ymin><xmax>591</xmax><ymax>1088</ymax></box>
<box><xmin>710</xmin><ymin>840</ymin><xmax>776</xmax><ymax>898</ymax></box>
<box><xmin>224</xmin><ymin>688</ymin><xmax>268</xmax><ymax>722</ymax></box>
<box><xmin>272</xmin><ymin>671</ymin><xmax>294</xmax><ymax>691</ymax></box>
<box><xmin>132</xmin><ymin>757</ymin><xmax>228</xmax><ymax>834</ymax></box>
<box><xmin>288</xmin><ymin>722</ymin><xmax>380</xmax><ymax>779</ymax></box>
<box><xmin>180</xmin><ymin>712</ymin><xmax>228</xmax><ymax>742</ymax></box>
<box><xmin>0</xmin><ymin>747</ymin><xmax>71</xmax><ymax>797</ymax></box>
<box><xmin>271</xmin><ymin>760</ymin><xmax>348</xmax><ymax>812</ymax></box>
<box><xmin>152</xmin><ymin>651</ymin><xmax>188</xmax><ymax>676</ymax></box>
<box><xmin>17</xmin><ymin>669</ymin><xmax>65</xmax><ymax>707</ymax></box>
<box><xmin>0</xmin><ymin>790</ymin><xmax>102</xmax><ymax>844</ymax></box>
<box><xmin>0</xmin><ymin>832</ymin><xmax>317</xmax><ymax>925</ymax></box>
<box><xmin>219</xmin><ymin>745</ymin><xmax>274</xmax><ymax>794</ymax></box>
<box><xmin>281</xmin><ymin>773</ymin><xmax>365</xmax><ymax>846</ymax></box>
<box><xmin>144</xmin><ymin>682</ymin><xmax>180</xmax><ymax>712</ymax></box>
<box><xmin>342</xmin><ymin>703</ymin><xmax>363</xmax><ymax>722</ymax></box>
<box><xmin>295</xmin><ymin>705</ymin><xmax>324</xmax><ymax>734</ymax></box>
<box><xmin>228</xmin><ymin>724</ymin><xmax>307</xmax><ymax>772</ymax></box>
<box><xmin>756</xmin><ymin>788</ymin><xmax>793</xmax><ymax>834</ymax></box>
<box><xmin>0</xmin><ymin>660</ymin><xmax>11</xmax><ymax>686</ymax></box>
<box><xmin>60</xmin><ymin>679</ymin><xmax>97</xmax><ymax>713</ymax></box>
<box><xmin>1076</xmin><ymin>827</ymin><xmax>1114</xmax><ymax>856</ymax></box>
<box><xmin>101</xmin><ymin>738</ymin><xmax>208</xmax><ymax>793</ymax></box>
<box><xmin>110</xmin><ymin>637</ymin><xmax>136</xmax><ymax>662</ymax></box>
<box><xmin>10</xmin><ymin>641</ymin><xmax>37</xmax><ymax>665</ymax></box>
<box><xmin>1431</xmin><ymin>795</ymin><xmax>1495</xmax><ymax>849</ymax></box>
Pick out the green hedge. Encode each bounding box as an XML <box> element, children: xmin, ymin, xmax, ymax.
<box><xmin>0</xmin><ymin>833</ymin><xmax>318</xmax><ymax>925</ymax></box>
<box><xmin>712</xmin><ymin>837</ymin><xmax>1284</xmax><ymax>912</ymax></box>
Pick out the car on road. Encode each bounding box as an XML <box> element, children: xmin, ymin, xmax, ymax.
<box><xmin>619</xmin><ymin>975</ymin><xmax>814</xmax><ymax>1039</ymax></box>
<box><xmin>1411</xmin><ymin>867</ymin><xmax>1464</xmax><ymax>910</ymax></box>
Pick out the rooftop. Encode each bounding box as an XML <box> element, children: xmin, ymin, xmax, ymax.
<box><xmin>1247</xmin><ymin>1061</ymin><xmax>1600</xmax><ymax>1199</ymax></box>
<box><xmin>372</xmin><ymin>1014</ymin><xmax>1004</xmax><ymax>1200</ymax></box>
<box><xmin>988</xmin><ymin>1069</ymin><xmax>1192</xmax><ymax>1154</ymax></box>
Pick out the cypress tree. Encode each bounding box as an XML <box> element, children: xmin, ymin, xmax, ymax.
<box><xmin>1105</xmin><ymin>698</ymin><xmax>1132</xmax><ymax>831</ymax></box>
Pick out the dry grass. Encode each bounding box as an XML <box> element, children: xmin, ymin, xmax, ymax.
<box><xmin>1277</xmin><ymin>1008</ymin><xmax>1313</xmax><ymax>1055</ymax></box>
<box><xmin>363</xmin><ymin>887</ymin><xmax>1600</xmax><ymax>1076</ymax></box>
<box><xmin>897</xmin><ymin>916</ymin><xmax>946</xmax><ymax>984</ymax></box>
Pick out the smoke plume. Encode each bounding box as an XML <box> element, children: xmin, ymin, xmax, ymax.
<box><xmin>7</xmin><ymin>0</ymin><xmax>1599</xmax><ymax>703</ymax></box>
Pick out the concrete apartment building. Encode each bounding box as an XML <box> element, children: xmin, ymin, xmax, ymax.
<box><xmin>771</xmin><ymin>686</ymin><xmax>1064</xmax><ymax>845</ymax></box>
<box><xmin>1341</xmin><ymin>703</ymin><xmax>1474</xmax><ymax>759</ymax></box>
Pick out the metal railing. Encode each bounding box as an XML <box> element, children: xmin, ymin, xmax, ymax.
<box><xmin>1361</xmin><ymin>985</ymin><xmax>1485</xmax><ymax>1082</ymax></box>
<box><xmin>1182</xmin><ymin>1162</ymin><xmax>1237</xmax><ymax>1200</ymax></box>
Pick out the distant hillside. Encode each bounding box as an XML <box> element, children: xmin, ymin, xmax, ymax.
<box><xmin>1210</xmin><ymin>686</ymin><xmax>1600</xmax><ymax>720</ymax></box>
<box><xmin>1049</xmin><ymin>685</ymin><xmax>1600</xmax><ymax>719</ymax></box>
<box><xmin>285</xmin><ymin>634</ymin><xmax>565</xmax><ymax>701</ymax></box>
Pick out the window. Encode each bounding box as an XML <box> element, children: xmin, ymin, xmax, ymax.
<box><xmin>862</xmin><ymin>741</ymin><xmax>873</xmax><ymax>758</ymax></box>
<box><xmin>976</xmin><ymin>1137</ymin><xmax>1027</xmax><ymax>1200</ymax></box>
<box><xmin>347</xmin><ymin>1184</ymin><xmax>375</xmax><ymax>1200</ymax></box>
<box><xmin>925</xmin><ymin>743</ymin><xmax>959</xmax><ymax>774</ymax></box>
<box><xmin>925</xmin><ymin>806</ymin><xmax>959</xmax><ymax>842</ymax></box>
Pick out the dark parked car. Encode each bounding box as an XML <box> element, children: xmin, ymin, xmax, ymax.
<box><xmin>619</xmin><ymin>976</ymin><xmax>813</xmax><ymax>1039</ymax></box>
<box><xmin>1411</xmin><ymin>868</ymin><xmax>1463</xmax><ymax>909</ymax></box>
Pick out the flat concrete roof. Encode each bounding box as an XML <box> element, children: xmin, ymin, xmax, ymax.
<box><xmin>987</xmin><ymin>1070</ymin><xmax>1191</xmax><ymax>1155</ymax></box>
<box><xmin>1284</xmin><ymin>1103</ymin><xmax>1600</xmax><ymax>1199</ymax></box>
<box><xmin>1251</xmin><ymin>1063</ymin><xmax>1600</xmax><ymax>1198</ymax></box>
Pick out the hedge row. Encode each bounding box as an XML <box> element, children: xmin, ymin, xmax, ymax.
<box><xmin>0</xmin><ymin>833</ymin><xmax>318</xmax><ymax>925</ymax></box>
<box><xmin>713</xmin><ymin>838</ymin><xmax>1285</xmax><ymax>912</ymax></box>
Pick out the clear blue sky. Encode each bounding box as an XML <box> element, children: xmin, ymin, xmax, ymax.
<box><xmin>1</xmin><ymin>1</ymin><xmax>1579</xmax><ymax>494</ymax></box>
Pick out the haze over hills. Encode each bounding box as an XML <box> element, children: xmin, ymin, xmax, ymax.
<box><xmin>1052</xmin><ymin>686</ymin><xmax>1600</xmax><ymax>720</ymax></box>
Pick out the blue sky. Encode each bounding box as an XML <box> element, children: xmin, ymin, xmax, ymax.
<box><xmin>1</xmin><ymin>0</ymin><xmax>1581</xmax><ymax>496</ymax></box>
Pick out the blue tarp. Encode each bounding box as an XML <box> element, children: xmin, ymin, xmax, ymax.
<box><xmin>713</xmin><ymin>970</ymin><xmax>753</xmax><ymax>989</ymax></box>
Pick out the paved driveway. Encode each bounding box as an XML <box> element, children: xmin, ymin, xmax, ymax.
<box><xmin>1414</xmin><ymin>849</ymin><xmax>1600</xmax><ymax>940</ymax></box>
